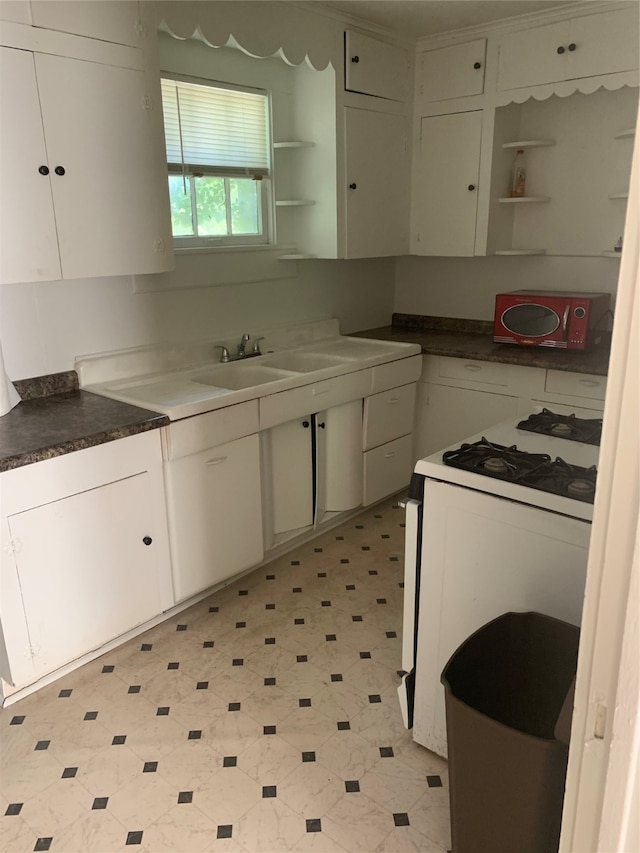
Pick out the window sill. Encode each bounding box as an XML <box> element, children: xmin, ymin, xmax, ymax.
<box><xmin>173</xmin><ymin>243</ymin><xmax>274</xmax><ymax>257</ymax></box>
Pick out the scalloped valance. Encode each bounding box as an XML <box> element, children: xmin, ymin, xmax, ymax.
<box><xmin>494</xmin><ymin>71</ymin><xmax>639</xmax><ymax>107</ymax></box>
<box><xmin>144</xmin><ymin>1</ymin><xmax>340</xmax><ymax>70</ymax></box>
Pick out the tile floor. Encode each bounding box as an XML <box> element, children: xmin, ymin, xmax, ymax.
<box><xmin>1</xmin><ymin>497</ymin><xmax>450</xmax><ymax>853</ymax></box>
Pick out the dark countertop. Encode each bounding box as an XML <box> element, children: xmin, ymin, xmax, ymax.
<box><xmin>353</xmin><ymin>314</ymin><xmax>611</xmax><ymax>377</ymax></box>
<box><xmin>0</xmin><ymin>372</ymin><xmax>168</xmax><ymax>473</ymax></box>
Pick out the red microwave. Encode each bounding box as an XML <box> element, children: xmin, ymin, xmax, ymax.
<box><xmin>494</xmin><ymin>290</ymin><xmax>610</xmax><ymax>350</ymax></box>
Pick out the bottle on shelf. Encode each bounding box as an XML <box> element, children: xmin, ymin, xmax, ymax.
<box><xmin>510</xmin><ymin>149</ymin><xmax>526</xmax><ymax>198</ymax></box>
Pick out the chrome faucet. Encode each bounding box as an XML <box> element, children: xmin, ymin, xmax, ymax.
<box><xmin>215</xmin><ymin>334</ymin><xmax>264</xmax><ymax>363</ymax></box>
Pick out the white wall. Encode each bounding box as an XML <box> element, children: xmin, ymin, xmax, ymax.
<box><xmin>0</xmin><ymin>258</ymin><xmax>395</xmax><ymax>380</ymax></box>
<box><xmin>394</xmin><ymin>255</ymin><xmax>622</xmax><ymax>320</ymax></box>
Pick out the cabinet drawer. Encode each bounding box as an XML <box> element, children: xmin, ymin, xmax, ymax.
<box><xmin>437</xmin><ymin>356</ymin><xmax>513</xmax><ymax>387</ymax></box>
<box><xmin>163</xmin><ymin>401</ymin><xmax>259</xmax><ymax>460</ymax></box>
<box><xmin>544</xmin><ymin>370</ymin><xmax>607</xmax><ymax>402</ymax></box>
<box><xmin>363</xmin><ymin>383</ymin><xmax>416</xmax><ymax>450</ymax></box>
<box><xmin>370</xmin><ymin>355</ymin><xmax>422</xmax><ymax>394</ymax></box>
<box><xmin>260</xmin><ymin>371</ymin><xmax>370</xmax><ymax>429</ymax></box>
<box><xmin>363</xmin><ymin>434</ymin><xmax>414</xmax><ymax>506</ymax></box>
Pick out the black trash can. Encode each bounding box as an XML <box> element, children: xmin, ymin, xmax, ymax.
<box><xmin>441</xmin><ymin>611</ymin><xmax>580</xmax><ymax>853</ymax></box>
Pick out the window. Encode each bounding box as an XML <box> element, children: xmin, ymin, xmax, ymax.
<box><xmin>161</xmin><ymin>75</ymin><xmax>271</xmax><ymax>247</ymax></box>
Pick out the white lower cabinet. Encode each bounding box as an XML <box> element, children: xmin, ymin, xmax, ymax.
<box><xmin>264</xmin><ymin>400</ymin><xmax>363</xmax><ymax>544</ymax></box>
<box><xmin>363</xmin><ymin>434</ymin><xmax>414</xmax><ymax>506</ymax></box>
<box><xmin>165</xmin><ymin>433</ymin><xmax>264</xmax><ymax>603</ymax></box>
<box><xmin>0</xmin><ymin>431</ymin><xmax>172</xmax><ymax>689</ymax></box>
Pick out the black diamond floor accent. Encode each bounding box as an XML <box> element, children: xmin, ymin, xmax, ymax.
<box><xmin>203</xmin><ymin>641</ymin><xmax>214</xmax><ymax>648</ymax></box>
<box><xmin>386</xmin><ymin>631</ymin><xmax>397</xmax><ymax>638</ymax></box>
<box><xmin>196</xmin><ymin>681</ymin><xmax>209</xmax><ymax>689</ymax></box>
<box><xmin>379</xmin><ymin>746</ymin><xmax>394</xmax><ymax>758</ymax></box>
<box><xmin>112</xmin><ymin>736</ymin><xmax>126</xmax><ymax>746</ymax></box>
<box><xmin>393</xmin><ymin>813</ymin><xmax>410</xmax><ymax>826</ymax></box>
<box><xmin>143</xmin><ymin>761</ymin><xmax>158</xmax><ymax>773</ymax></box>
<box><xmin>346</xmin><ymin>584</ymin><xmax>356</xmax><ymax>590</ymax></box>
<box><xmin>209</xmin><ymin>606</ymin><xmax>219</xmax><ymax>613</ymax></box>
<box><xmin>352</xmin><ymin>615</ymin><xmax>363</xmax><ymax>622</ymax></box>
<box><xmin>345</xmin><ymin>780</ymin><xmax>360</xmax><ymax>792</ymax></box>
<box><xmin>302</xmin><ymin>751</ymin><xmax>316</xmax><ymax>762</ymax></box>
<box><xmin>168</xmin><ymin>662</ymin><xmax>179</xmax><ymax>670</ymax></box>
<box><xmin>306</xmin><ymin>818</ymin><xmax>322</xmax><ymax>832</ymax></box>
<box><xmin>84</xmin><ymin>711</ymin><xmax>98</xmax><ymax>721</ymax></box>
<box><xmin>427</xmin><ymin>775</ymin><xmax>443</xmax><ymax>787</ymax></box>
<box><xmin>331</xmin><ymin>674</ymin><xmax>343</xmax><ymax>682</ymax></box>
<box><xmin>264</xmin><ymin>725</ymin><xmax>276</xmax><ymax>735</ymax></box>
<box><xmin>228</xmin><ymin>702</ymin><xmax>241</xmax><ymax>711</ymax></box>
<box><xmin>262</xmin><ymin>786</ymin><xmax>277</xmax><ymax>798</ymax></box>
<box><xmin>188</xmin><ymin>730</ymin><xmax>202</xmax><ymax>740</ymax></box>
<box><xmin>337</xmin><ymin>721</ymin><xmax>350</xmax><ymax>730</ymax></box>
<box><xmin>10</xmin><ymin>716</ymin><xmax>25</xmax><ymax>725</ymax></box>
<box><xmin>266</xmin><ymin>603</ymin><xmax>276</xmax><ymax>610</ymax></box>
<box><xmin>232</xmin><ymin>660</ymin><xmax>244</xmax><ymax>667</ymax></box>
<box><xmin>299</xmin><ymin>699</ymin><xmax>311</xmax><ymax>707</ymax></box>
<box><xmin>58</xmin><ymin>689</ymin><xmax>72</xmax><ymax>698</ymax></box>
<box><xmin>157</xmin><ymin>707</ymin><xmax>170</xmax><ymax>716</ymax></box>
<box><xmin>5</xmin><ymin>803</ymin><xmax>23</xmax><ymax>815</ymax></box>
<box><xmin>360</xmin><ymin>651</ymin><xmax>371</xmax><ymax>659</ymax></box>
<box><xmin>141</xmin><ymin>643</ymin><xmax>153</xmax><ymax>651</ymax></box>
<box><xmin>62</xmin><ymin>767</ymin><xmax>78</xmax><ymax>778</ymax></box>
<box><xmin>92</xmin><ymin>797</ymin><xmax>109</xmax><ymax>810</ymax></box>
<box><xmin>294</xmin><ymin>618</ymin><xmax>305</xmax><ymax>625</ymax></box>
<box><xmin>126</xmin><ymin>830</ymin><xmax>143</xmax><ymax>845</ymax></box>
<box><xmin>176</xmin><ymin>624</ymin><xmax>187</xmax><ymax>631</ymax></box>
<box><xmin>326</xmin><ymin>634</ymin><xmax>336</xmax><ymax>641</ymax></box>
<box><xmin>128</xmin><ymin>685</ymin><xmax>141</xmax><ymax>694</ymax></box>
<box><xmin>217</xmin><ymin>825</ymin><xmax>233</xmax><ymax>839</ymax></box>
<box><xmin>264</xmin><ymin>677</ymin><xmax>276</xmax><ymax>686</ymax></box>
<box><xmin>369</xmin><ymin>695</ymin><xmax>382</xmax><ymax>704</ymax></box>
<box><xmin>236</xmin><ymin>622</ymin><xmax>246</xmax><ymax>629</ymax></box>
<box><xmin>35</xmin><ymin>740</ymin><xmax>50</xmax><ymax>751</ymax></box>
<box><xmin>297</xmin><ymin>655</ymin><xmax>307</xmax><ymax>662</ymax></box>
<box><xmin>178</xmin><ymin>791</ymin><xmax>193</xmax><ymax>803</ymax></box>
<box><xmin>265</xmin><ymin>637</ymin><xmax>276</xmax><ymax>645</ymax></box>
<box><xmin>102</xmin><ymin>665</ymin><xmax>115</xmax><ymax>673</ymax></box>
<box><xmin>223</xmin><ymin>756</ymin><xmax>237</xmax><ymax>767</ymax></box>
<box><xmin>239</xmin><ymin>590</ymin><xmax>248</xmax><ymax>596</ymax></box>
<box><xmin>34</xmin><ymin>839</ymin><xmax>53</xmax><ymax>851</ymax></box>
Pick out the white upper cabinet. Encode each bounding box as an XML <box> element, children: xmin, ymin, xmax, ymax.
<box><xmin>497</xmin><ymin>7</ymin><xmax>640</xmax><ymax>91</ymax></box>
<box><xmin>345</xmin><ymin>106</ymin><xmax>410</xmax><ymax>258</ymax></box>
<box><xmin>29</xmin><ymin>0</ymin><xmax>141</xmax><ymax>46</ymax></box>
<box><xmin>345</xmin><ymin>30</ymin><xmax>410</xmax><ymax>102</ymax></box>
<box><xmin>417</xmin><ymin>39</ymin><xmax>487</xmax><ymax>103</ymax></box>
<box><xmin>412</xmin><ymin>111</ymin><xmax>482</xmax><ymax>256</ymax></box>
<box><xmin>0</xmin><ymin>46</ymin><xmax>61</xmax><ymax>283</ymax></box>
<box><xmin>0</xmin><ymin>37</ymin><xmax>173</xmax><ymax>283</ymax></box>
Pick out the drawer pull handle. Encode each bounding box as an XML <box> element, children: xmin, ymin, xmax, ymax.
<box><xmin>384</xmin><ymin>452</ymin><xmax>395</xmax><ymax>459</ymax></box>
<box><xmin>387</xmin><ymin>398</ymin><xmax>400</xmax><ymax>404</ymax></box>
<box><xmin>464</xmin><ymin>364</ymin><xmax>482</xmax><ymax>371</ymax></box>
<box><xmin>206</xmin><ymin>456</ymin><xmax>228</xmax><ymax>466</ymax></box>
<box><xmin>312</xmin><ymin>388</ymin><xmax>330</xmax><ymax>396</ymax></box>
<box><xmin>578</xmin><ymin>380</ymin><xmax>600</xmax><ymax>387</ymax></box>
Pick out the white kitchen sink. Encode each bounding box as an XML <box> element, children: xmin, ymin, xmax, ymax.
<box><xmin>303</xmin><ymin>336</ymin><xmax>411</xmax><ymax>360</ymax></box>
<box><xmin>259</xmin><ymin>351</ymin><xmax>348</xmax><ymax>373</ymax></box>
<box><xmin>189</xmin><ymin>363</ymin><xmax>295</xmax><ymax>390</ymax></box>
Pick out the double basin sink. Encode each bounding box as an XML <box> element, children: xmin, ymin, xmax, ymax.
<box><xmin>85</xmin><ymin>336</ymin><xmax>421</xmax><ymax>420</ymax></box>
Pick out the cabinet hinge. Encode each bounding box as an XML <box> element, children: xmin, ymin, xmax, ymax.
<box><xmin>141</xmin><ymin>94</ymin><xmax>153</xmax><ymax>111</ymax></box>
<box><xmin>4</xmin><ymin>538</ymin><xmax>22</xmax><ymax>555</ymax></box>
<box><xmin>153</xmin><ymin>239</ymin><xmax>166</xmax><ymax>253</ymax></box>
<box><xmin>134</xmin><ymin>19</ymin><xmax>146</xmax><ymax>38</ymax></box>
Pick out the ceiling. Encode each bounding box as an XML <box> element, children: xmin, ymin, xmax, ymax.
<box><xmin>310</xmin><ymin>1</ymin><xmax>581</xmax><ymax>38</ymax></box>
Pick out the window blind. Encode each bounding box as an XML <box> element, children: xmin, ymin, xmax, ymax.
<box><xmin>161</xmin><ymin>77</ymin><xmax>270</xmax><ymax>178</ymax></box>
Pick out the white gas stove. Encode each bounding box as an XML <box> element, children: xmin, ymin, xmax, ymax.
<box><xmin>398</xmin><ymin>408</ymin><xmax>601</xmax><ymax>758</ymax></box>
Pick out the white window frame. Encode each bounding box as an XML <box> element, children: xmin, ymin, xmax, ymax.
<box><xmin>161</xmin><ymin>73</ymin><xmax>273</xmax><ymax>249</ymax></box>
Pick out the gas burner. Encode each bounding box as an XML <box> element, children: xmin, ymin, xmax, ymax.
<box><xmin>517</xmin><ymin>409</ymin><xmax>602</xmax><ymax>446</ymax></box>
<box><xmin>483</xmin><ymin>457</ymin><xmax>512</xmax><ymax>475</ymax></box>
<box><xmin>443</xmin><ymin>441</ymin><xmax>598</xmax><ymax>503</ymax></box>
<box><xmin>567</xmin><ymin>479</ymin><xmax>596</xmax><ymax>499</ymax></box>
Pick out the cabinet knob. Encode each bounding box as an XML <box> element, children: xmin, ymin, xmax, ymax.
<box><xmin>473</xmin><ymin>61</ymin><xmax>482</xmax><ymax>69</ymax></box>
<box><xmin>568</xmin><ymin>42</ymin><xmax>576</xmax><ymax>51</ymax></box>
<box><xmin>468</xmin><ymin>184</ymin><xmax>476</xmax><ymax>191</ymax></box>
<box><xmin>318</xmin><ymin>422</ymin><xmax>325</xmax><ymax>429</ymax></box>
<box><xmin>54</xmin><ymin>166</ymin><xmax>66</xmax><ymax>176</ymax></box>
<box><xmin>302</xmin><ymin>420</ymin><xmax>310</xmax><ymax>428</ymax></box>
<box><xmin>351</xmin><ymin>55</ymin><xmax>359</xmax><ymax>63</ymax></box>
<box><xmin>557</xmin><ymin>45</ymin><xmax>566</xmax><ymax>54</ymax></box>
<box><xmin>349</xmin><ymin>182</ymin><xmax>357</xmax><ymax>190</ymax></box>
<box><xmin>38</xmin><ymin>165</ymin><xmax>50</xmax><ymax>176</ymax></box>
<box><xmin>143</xmin><ymin>536</ymin><xmax>152</xmax><ymax>546</ymax></box>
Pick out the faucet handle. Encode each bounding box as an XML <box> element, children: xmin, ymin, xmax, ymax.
<box><xmin>252</xmin><ymin>336</ymin><xmax>264</xmax><ymax>354</ymax></box>
<box><xmin>215</xmin><ymin>345</ymin><xmax>230</xmax><ymax>363</ymax></box>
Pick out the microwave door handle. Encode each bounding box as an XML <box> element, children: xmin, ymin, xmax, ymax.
<box><xmin>562</xmin><ymin>304</ymin><xmax>571</xmax><ymax>337</ymax></box>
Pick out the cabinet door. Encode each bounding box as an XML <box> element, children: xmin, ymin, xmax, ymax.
<box><xmin>345</xmin><ymin>30</ymin><xmax>409</xmax><ymax>102</ymax></box>
<box><xmin>345</xmin><ymin>107</ymin><xmax>409</xmax><ymax>258</ymax></box>
<box><xmin>321</xmin><ymin>400</ymin><xmax>363</xmax><ymax>514</ymax></box>
<box><xmin>8</xmin><ymin>473</ymin><xmax>163</xmax><ymax>678</ymax></box>
<box><xmin>412</xmin><ymin>111</ymin><xmax>482</xmax><ymax>256</ymax></box>
<box><xmin>34</xmin><ymin>52</ymin><xmax>172</xmax><ymax>279</ymax></box>
<box><xmin>497</xmin><ymin>21</ymin><xmax>570</xmax><ymax>90</ymax></box>
<box><xmin>30</xmin><ymin>0</ymin><xmax>141</xmax><ymax>46</ymax></box>
<box><xmin>567</xmin><ymin>8</ymin><xmax>639</xmax><ymax>81</ymax></box>
<box><xmin>0</xmin><ymin>47</ymin><xmax>61</xmax><ymax>284</ymax></box>
<box><xmin>265</xmin><ymin>419</ymin><xmax>314</xmax><ymax>537</ymax></box>
<box><xmin>363</xmin><ymin>434</ymin><xmax>413</xmax><ymax>506</ymax></box>
<box><xmin>417</xmin><ymin>40</ymin><xmax>486</xmax><ymax>102</ymax></box>
<box><xmin>415</xmin><ymin>383</ymin><xmax>518</xmax><ymax>459</ymax></box>
<box><xmin>166</xmin><ymin>435</ymin><xmax>263</xmax><ymax>603</ymax></box>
